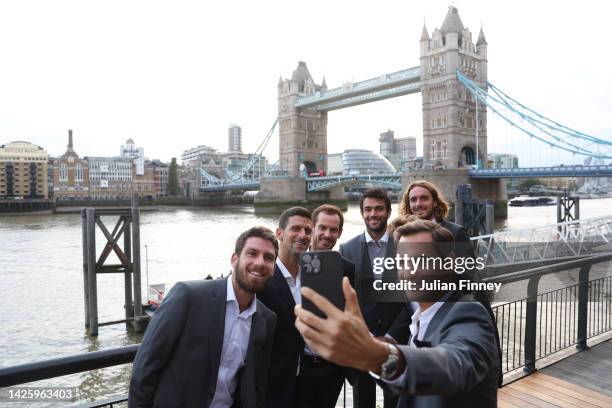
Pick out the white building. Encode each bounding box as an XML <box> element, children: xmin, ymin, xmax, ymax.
<box><xmin>228</xmin><ymin>124</ymin><xmax>242</xmax><ymax>153</ymax></box>
<box><xmin>120</xmin><ymin>138</ymin><xmax>144</xmax><ymax>160</ymax></box>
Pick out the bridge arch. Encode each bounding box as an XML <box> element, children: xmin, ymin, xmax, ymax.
<box><xmin>460</xmin><ymin>145</ymin><xmax>476</xmax><ymax>166</ymax></box>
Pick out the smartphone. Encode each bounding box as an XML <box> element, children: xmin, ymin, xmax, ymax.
<box><xmin>300</xmin><ymin>251</ymin><xmax>345</xmax><ymax>318</ymax></box>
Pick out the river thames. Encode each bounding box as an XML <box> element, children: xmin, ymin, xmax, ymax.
<box><xmin>2</xmin><ymin>199</ymin><xmax>612</xmax><ymax>406</ymax></box>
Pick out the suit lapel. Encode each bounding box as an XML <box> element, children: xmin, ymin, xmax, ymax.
<box><xmin>208</xmin><ymin>278</ymin><xmax>228</xmax><ymax>387</ymax></box>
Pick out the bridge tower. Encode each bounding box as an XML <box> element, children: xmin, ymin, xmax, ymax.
<box><xmin>277</xmin><ymin>61</ymin><xmax>328</xmax><ymax>176</ymax></box>
<box><xmin>420</xmin><ymin>6</ymin><xmax>488</xmax><ymax>169</ymax></box>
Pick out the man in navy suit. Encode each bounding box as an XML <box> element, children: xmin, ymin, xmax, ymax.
<box><xmin>128</xmin><ymin>227</ymin><xmax>278</xmax><ymax>408</ymax></box>
<box><xmin>258</xmin><ymin>206</ymin><xmax>313</xmax><ymax>407</ymax></box>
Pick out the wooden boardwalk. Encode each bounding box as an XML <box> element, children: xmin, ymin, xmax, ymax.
<box><xmin>499</xmin><ymin>340</ymin><xmax>612</xmax><ymax>407</ymax></box>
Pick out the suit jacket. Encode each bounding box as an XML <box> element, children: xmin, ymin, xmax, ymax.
<box><xmin>339</xmin><ymin>233</ymin><xmax>404</xmax><ymax>335</ymax></box>
<box><xmin>128</xmin><ymin>278</ymin><xmax>277</xmax><ymax>408</ymax></box>
<box><xmin>257</xmin><ymin>264</ymin><xmax>305</xmax><ymax>408</ymax></box>
<box><xmin>388</xmin><ymin>219</ymin><xmax>503</xmax><ymax>385</ymax></box>
<box><xmin>379</xmin><ymin>294</ymin><xmax>499</xmax><ymax>408</ymax></box>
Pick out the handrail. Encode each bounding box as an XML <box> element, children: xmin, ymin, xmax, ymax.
<box><xmin>0</xmin><ymin>345</ymin><xmax>139</xmax><ymax>387</ymax></box>
<box><xmin>483</xmin><ymin>252</ymin><xmax>612</xmax><ymax>284</ymax></box>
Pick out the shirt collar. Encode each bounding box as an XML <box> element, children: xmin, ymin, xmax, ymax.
<box><xmin>364</xmin><ymin>230</ymin><xmax>389</xmax><ymax>244</ymax></box>
<box><xmin>276</xmin><ymin>258</ymin><xmax>300</xmax><ymax>280</ymax></box>
<box><xmin>226</xmin><ymin>276</ymin><xmax>257</xmax><ymax>318</ymax></box>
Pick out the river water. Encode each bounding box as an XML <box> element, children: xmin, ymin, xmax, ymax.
<box><xmin>1</xmin><ymin>199</ymin><xmax>612</xmax><ymax>406</ymax></box>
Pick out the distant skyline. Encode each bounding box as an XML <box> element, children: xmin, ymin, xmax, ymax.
<box><xmin>1</xmin><ymin>0</ymin><xmax>611</xmax><ymax>167</ymax></box>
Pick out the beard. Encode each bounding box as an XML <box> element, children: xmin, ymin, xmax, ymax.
<box><xmin>366</xmin><ymin>216</ymin><xmax>389</xmax><ymax>234</ymax></box>
<box><xmin>234</xmin><ymin>259</ymin><xmax>266</xmax><ymax>294</ymax></box>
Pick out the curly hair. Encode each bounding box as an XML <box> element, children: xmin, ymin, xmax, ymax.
<box><xmin>399</xmin><ymin>180</ymin><xmax>449</xmax><ymax>222</ymax></box>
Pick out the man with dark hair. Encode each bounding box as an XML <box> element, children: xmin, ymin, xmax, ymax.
<box><xmin>393</xmin><ymin>180</ymin><xmax>503</xmax><ymax>386</ymax></box>
<box><xmin>258</xmin><ymin>206</ymin><xmax>313</xmax><ymax>408</ymax></box>
<box><xmin>294</xmin><ymin>219</ymin><xmax>499</xmax><ymax>408</ymax></box>
<box><xmin>129</xmin><ymin>227</ymin><xmax>278</xmax><ymax>408</ymax></box>
<box><xmin>340</xmin><ymin>188</ymin><xmax>403</xmax><ymax>408</ymax></box>
<box><xmin>299</xmin><ymin>204</ymin><xmax>355</xmax><ymax>408</ymax></box>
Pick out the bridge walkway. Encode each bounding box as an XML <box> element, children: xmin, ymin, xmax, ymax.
<box><xmin>499</xmin><ymin>339</ymin><xmax>612</xmax><ymax>407</ymax></box>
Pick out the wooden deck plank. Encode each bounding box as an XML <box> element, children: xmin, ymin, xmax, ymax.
<box><xmin>507</xmin><ymin>382</ymin><xmax>583</xmax><ymax>408</ymax></box>
<box><xmin>500</xmin><ymin>386</ymin><xmax>560</xmax><ymax>408</ymax></box>
<box><xmin>529</xmin><ymin>373</ymin><xmax>612</xmax><ymax>405</ymax></box>
<box><xmin>498</xmin><ymin>389</ymin><xmax>541</xmax><ymax>408</ymax></box>
<box><xmin>509</xmin><ymin>377</ymin><xmax>601</xmax><ymax>408</ymax></box>
<box><xmin>542</xmin><ymin>340</ymin><xmax>612</xmax><ymax>397</ymax></box>
<box><xmin>521</xmin><ymin>374</ymin><xmax>612</xmax><ymax>407</ymax></box>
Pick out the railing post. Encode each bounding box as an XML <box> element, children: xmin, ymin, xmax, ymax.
<box><xmin>524</xmin><ymin>276</ymin><xmax>540</xmax><ymax>374</ymax></box>
<box><xmin>81</xmin><ymin>208</ymin><xmax>90</xmax><ymax>329</ymax></box>
<box><xmin>86</xmin><ymin>208</ymin><xmax>98</xmax><ymax>336</ymax></box>
<box><xmin>576</xmin><ymin>264</ymin><xmax>591</xmax><ymax>351</ymax></box>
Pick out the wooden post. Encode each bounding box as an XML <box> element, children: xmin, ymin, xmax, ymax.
<box><xmin>86</xmin><ymin>208</ymin><xmax>99</xmax><ymax>336</ymax></box>
<box><xmin>81</xmin><ymin>208</ymin><xmax>90</xmax><ymax>328</ymax></box>
<box><xmin>123</xmin><ymin>216</ymin><xmax>134</xmax><ymax>322</ymax></box>
<box><xmin>574</xmin><ymin>196</ymin><xmax>580</xmax><ymax>221</ymax></box>
<box><xmin>131</xmin><ymin>195</ymin><xmax>144</xmax><ymax>319</ymax></box>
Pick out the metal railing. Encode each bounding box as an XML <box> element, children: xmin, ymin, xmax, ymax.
<box><xmin>485</xmin><ymin>253</ymin><xmax>612</xmax><ymax>374</ymax></box>
<box><xmin>2</xmin><ymin>255</ymin><xmax>611</xmax><ymax>406</ymax></box>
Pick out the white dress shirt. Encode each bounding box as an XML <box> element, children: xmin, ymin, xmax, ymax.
<box><xmin>210</xmin><ymin>277</ymin><xmax>257</xmax><ymax>408</ymax></box>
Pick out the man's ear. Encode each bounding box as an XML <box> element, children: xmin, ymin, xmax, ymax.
<box><xmin>337</xmin><ymin>228</ymin><xmax>343</xmax><ymax>239</ymax></box>
<box><xmin>230</xmin><ymin>253</ymin><xmax>238</xmax><ymax>270</ymax></box>
<box><xmin>276</xmin><ymin>227</ymin><xmax>283</xmax><ymax>240</ymax></box>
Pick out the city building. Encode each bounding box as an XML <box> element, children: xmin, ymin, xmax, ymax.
<box><xmin>228</xmin><ymin>124</ymin><xmax>242</xmax><ymax>153</ymax></box>
<box><xmin>85</xmin><ymin>156</ymin><xmax>154</xmax><ymax>199</ymax></box>
<box><xmin>120</xmin><ymin>138</ymin><xmax>144</xmax><ymax>159</ymax></box>
<box><xmin>341</xmin><ymin>149</ymin><xmax>396</xmax><ymax>175</ymax></box>
<box><xmin>0</xmin><ymin>141</ymin><xmax>49</xmax><ymax>199</ymax></box>
<box><xmin>149</xmin><ymin>159</ymin><xmax>169</xmax><ymax>197</ymax></box>
<box><xmin>327</xmin><ymin>153</ymin><xmax>343</xmax><ymax>175</ymax></box>
<box><xmin>487</xmin><ymin>153</ymin><xmax>518</xmax><ymax>169</ymax></box>
<box><xmin>379</xmin><ymin>130</ymin><xmax>417</xmax><ymax>170</ymax></box>
<box><xmin>52</xmin><ymin>130</ymin><xmax>90</xmax><ymax>200</ymax></box>
<box><xmin>181</xmin><ymin>145</ymin><xmax>218</xmax><ymax>164</ymax></box>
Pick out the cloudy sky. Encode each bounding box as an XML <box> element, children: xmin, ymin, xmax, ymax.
<box><xmin>0</xmin><ymin>0</ymin><xmax>610</xmax><ymax>167</ymax></box>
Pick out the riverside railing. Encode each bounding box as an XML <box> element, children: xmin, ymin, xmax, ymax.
<box><xmin>1</xmin><ymin>254</ymin><xmax>612</xmax><ymax>406</ymax></box>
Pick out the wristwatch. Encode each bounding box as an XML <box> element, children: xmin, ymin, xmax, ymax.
<box><xmin>380</xmin><ymin>343</ymin><xmax>402</xmax><ymax>380</ymax></box>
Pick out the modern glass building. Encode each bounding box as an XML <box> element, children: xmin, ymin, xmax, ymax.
<box><xmin>342</xmin><ymin>149</ymin><xmax>396</xmax><ymax>175</ymax></box>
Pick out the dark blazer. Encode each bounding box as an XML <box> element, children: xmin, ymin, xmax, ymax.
<box><xmin>339</xmin><ymin>232</ymin><xmax>404</xmax><ymax>335</ymax></box>
<box><xmin>128</xmin><ymin>278</ymin><xmax>277</xmax><ymax>408</ymax></box>
<box><xmin>257</xmin><ymin>264</ymin><xmax>305</xmax><ymax>408</ymax></box>
<box><xmin>379</xmin><ymin>295</ymin><xmax>499</xmax><ymax>408</ymax></box>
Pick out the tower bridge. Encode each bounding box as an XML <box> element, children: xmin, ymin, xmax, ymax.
<box><xmin>193</xmin><ymin>5</ymin><xmax>611</xmax><ymax>214</ymax></box>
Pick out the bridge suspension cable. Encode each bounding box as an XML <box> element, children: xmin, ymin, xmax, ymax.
<box><xmin>457</xmin><ymin>70</ymin><xmax>612</xmax><ymax>160</ymax></box>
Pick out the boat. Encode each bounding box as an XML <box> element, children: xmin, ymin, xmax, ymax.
<box><xmin>509</xmin><ymin>196</ymin><xmax>557</xmax><ymax>207</ymax></box>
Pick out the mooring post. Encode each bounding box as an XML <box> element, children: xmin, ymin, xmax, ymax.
<box><xmin>81</xmin><ymin>208</ymin><xmax>90</xmax><ymax>328</ymax></box>
<box><xmin>485</xmin><ymin>202</ymin><xmax>494</xmax><ymax>235</ymax></box>
<box><xmin>123</xmin><ymin>215</ymin><xmax>134</xmax><ymax>323</ymax></box>
<box><xmin>573</xmin><ymin>196</ymin><xmax>580</xmax><ymax>221</ymax></box>
<box><xmin>86</xmin><ymin>208</ymin><xmax>98</xmax><ymax>336</ymax></box>
<box><xmin>131</xmin><ymin>195</ymin><xmax>144</xmax><ymax>322</ymax></box>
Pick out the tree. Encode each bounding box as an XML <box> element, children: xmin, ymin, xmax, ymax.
<box><xmin>167</xmin><ymin>158</ymin><xmax>178</xmax><ymax>196</ymax></box>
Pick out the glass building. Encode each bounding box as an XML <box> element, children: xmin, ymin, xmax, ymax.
<box><xmin>342</xmin><ymin>149</ymin><xmax>396</xmax><ymax>175</ymax></box>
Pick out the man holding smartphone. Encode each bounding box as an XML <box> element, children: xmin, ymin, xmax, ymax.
<box><xmin>299</xmin><ymin>204</ymin><xmax>355</xmax><ymax>408</ymax></box>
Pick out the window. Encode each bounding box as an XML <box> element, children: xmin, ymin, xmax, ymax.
<box><xmin>75</xmin><ymin>164</ymin><xmax>83</xmax><ymax>181</ymax></box>
<box><xmin>60</xmin><ymin>164</ymin><xmax>68</xmax><ymax>182</ymax></box>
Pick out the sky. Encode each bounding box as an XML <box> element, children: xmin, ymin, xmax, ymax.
<box><xmin>0</xmin><ymin>0</ymin><xmax>611</xmax><ymax>167</ymax></box>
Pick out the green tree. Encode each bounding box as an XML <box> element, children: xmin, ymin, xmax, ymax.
<box><xmin>167</xmin><ymin>157</ymin><xmax>178</xmax><ymax>196</ymax></box>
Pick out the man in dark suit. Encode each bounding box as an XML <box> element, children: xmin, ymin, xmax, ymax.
<box><xmin>294</xmin><ymin>219</ymin><xmax>499</xmax><ymax>408</ymax></box>
<box><xmin>258</xmin><ymin>207</ymin><xmax>313</xmax><ymax>408</ymax></box>
<box><xmin>128</xmin><ymin>227</ymin><xmax>278</xmax><ymax>408</ymax></box>
<box><xmin>339</xmin><ymin>188</ymin><xmax>404</xmax><ymax>408</ymax></box>
<box><xmin>299</xmin><ymin>204</ymin><xmax>355</xmax><ymax>408</ymax></box>
<box><xmin>393</xmin><ymin>180</ymin><xmax>503</xmax><ymax>386</ymax></box>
